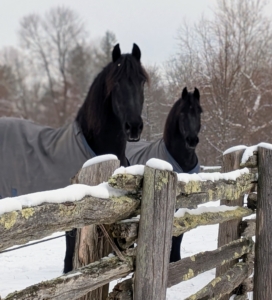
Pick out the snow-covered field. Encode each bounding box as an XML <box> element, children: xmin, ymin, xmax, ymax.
<box><xmin>0</xmin><ymin>202</ymin><xmax>220</xmax><ymax>299</ymax></box>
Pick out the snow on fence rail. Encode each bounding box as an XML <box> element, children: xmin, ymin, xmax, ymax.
<box><xmin>0</xmin><ymin>144</ymin><xmax>271</xmax><ymax>300</ymax></box>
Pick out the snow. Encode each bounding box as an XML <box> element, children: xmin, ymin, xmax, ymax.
<box><xmin>113</xmin><ymin>161</ymin><xmax>173</xmax><ymax>176</ymax></box>
<box><xmin>113</xmin><ymin>165</ymin><xmax>145</xmax><ymax>176</ymax></box>
<box><xmin>60</xmin><ymin>271</ymin><xmax>82</xmax><ymax>279</ymax></box>
<box><xmin>174</xmin><ymin>205</ymin><xmax>238</xmax><ymax>218</ymax></box>
<box><xmin>177</xmin><ymin>168</ymin><xmax>249</xmax><ymax>183</ymax></box>
<box><xmin>0</xmin><ymin>183</ymin><xmax>127</xmax><ymax>216</ymax></box>
<box><xmin>223</xmin><ymin>145</ymin><xmax>247</xmax><ymax>156</ymax></box>
<box><xmin>200</xmin><ymin>165</ymin><xmax>221</xmax><ymax>171</ymax></box>
<box><xmin>241</xmin><ymin>142</ymin><xmax>272</xmax><ymax>163</ymax></box>
<box><xmin>223</xmin><ymin>142</ymin><xmax>272</xmax><ymax>164</ymax></box>
<box><xmin>0</xmin><ymin>200</ymin><xmax>254</xmax><ymax>299</ymax></box>
<box><xmin>0</xmin><ymin>198</ymin><xmax>22</xmax><ymax>215</ymax></box>
<box><xmin>82</xmin><ymin>154</ymin><xmax>118</xmax><ymax>168</ymax></box>
<box><xmin>113</xmin><ymin>160</ymin><xmax>175</xmax><ymax>177</ymax></box>
<box><xmin>146</xmin><ymin>158</ymin><xmax>173</xmax><ymax>171</ymax></box>
<box><xmin>119</xmin><ymin>215</ymin><xmax>140</xmax><ymax>223</ymax></box>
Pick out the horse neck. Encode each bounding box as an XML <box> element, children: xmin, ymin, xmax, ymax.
<box><xmin>88</xmin><ymin>117</ymin><xmax>128</xmax><ymax>166</ymax></box>
<box><xmin>164</xmin><ymin>127</ymin><xmax>198</xmax><ymax>173</ymax></box>
<box><xmin>76</xmin><ymin>75</ymin><xmax>128</xmax><ymax>166</ymax></box>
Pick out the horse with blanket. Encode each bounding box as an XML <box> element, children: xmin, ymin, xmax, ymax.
<box><xmin>0</xmin><ymin>43</ymin><xmax>148</xmax><ymax>273</ymax></box>
<box><xmin>126</xmin><ymin>87</ymin><xmax>202</xmax><ymax>262</ymax></box>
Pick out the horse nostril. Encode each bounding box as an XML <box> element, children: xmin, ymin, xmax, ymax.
<box><xmin>186</xmin><ymin>137</ymin><xmax>191</xmax><ymax>143</ymax></box>
<box><xmin>186</xmin><ymin>136</ymin><xmax>199</xmax><ymax>148</ymax></box>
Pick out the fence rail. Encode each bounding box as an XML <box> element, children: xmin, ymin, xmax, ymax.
<box><xmin>1</xmin><ymin>145</ymin><xmax>271</xmax><ymax>299</ymax></box>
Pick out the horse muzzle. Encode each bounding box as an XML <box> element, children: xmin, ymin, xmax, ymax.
<box><xmin>125</xmin><ymin>120</ymin><xmax>143</xmax><ymax>142</ymax></box>
<box><xmin>185</xmin><ymin>136</ymin><xmax>199</xmax><ymax>150</ymax></box>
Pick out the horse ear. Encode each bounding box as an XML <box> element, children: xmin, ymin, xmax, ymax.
<box><xmin>132</xmin><ymin>43</ymin><xmax>141</xmax><ymax>61</ymax></box>
<box><xmin>112</xmin><ymin>44</ymin><xmax>121</xmax><ymax>62</ymax></box>
<box><xmin>194</xmin><ymin>87</ymin><xmax>200</xmax><ymax>100</ymax></box>
<box><xmin>181</xmin><ymin>87</ymin><xmax>188</xmax><ymax>98</ymax></box>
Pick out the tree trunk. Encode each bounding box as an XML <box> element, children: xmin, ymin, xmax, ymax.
<box><xmin>254</xmin><ymin>146</ymin><xmax>272</xmax><ymax>299</ymax></box>
<box><xmin>72</xmin><ymin>160</ymin><xmax>120</xmax><ymax>300</ymax></box>
<box><xmin>134</xmin><ymin>166</ymin><xmax>177</xmax><ymax>300</ymax></box>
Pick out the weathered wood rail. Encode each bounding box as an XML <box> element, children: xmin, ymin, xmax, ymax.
<box><xmin>1</xmin><ymin>144</ymin><xmax>271</xmax><ymax>300</ymax></box>
<box><xmin>0</xmin><ymin>166</ymin><xmax>254</xmax><ymax>252</ymax></box>
<box><xmin>0</xmin><ymin>194</ymin><xmax>140</xmax><ymax>252</ymax></box>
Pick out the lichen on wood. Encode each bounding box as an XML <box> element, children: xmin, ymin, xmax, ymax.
<box><xmin>185</xmin><ymin>262</ymin><xmax>253</xmax><ymax>300</ymax></box>
<box><xmin>172</xmin><ymin>207</ymin><xmax>253</xmax><ymax>236</ymax></box>
<box><xmin>240</xmin><ymin>152</ymin><xmax>258</xmax><ymax>168</ymax></box>
<box><xmin>240</xmin><ymin>219</ymin><xmax>256</xmax><ymax>237</ymax></box>
<box><xmin>108</xmin><ymin>174</ymin><xmax>143</xmax><ymax>193</ymax></box>
<box><xmin>167</xmin><ymin>238</ymin><xmax>254</xmax><ymax>287</ymax></box>
<box><xmin>0</xmin><ymin>195</ymin><xmax>140</xmax><ymax>252</ymax></box>
<box><xmin>107</xmin><ymin>207</ymin><xmax>254</xmax><ymax>243</ymax></box>
<box><xmin>0</xmin><ymin>211</ymin><xmax>18</xmax><ymax>230</ymax></box>
<box><xmin>107</xmin><ymin>278</ymin><xmax>133</xmax><ymax>300</ymax></box>
<box><xmin>176</xmin><ymin>172</ymin><xmax>256</xmax><ymax>208</ymax></box>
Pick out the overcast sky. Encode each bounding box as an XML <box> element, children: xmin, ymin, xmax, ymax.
<box><xmin>1</xmin><ymin>0</ymin><xmax>271</xmax><ymax>65</ymax></box>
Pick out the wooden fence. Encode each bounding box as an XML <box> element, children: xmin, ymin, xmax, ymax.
<box><xmin>0</xmin><ymin>145</ymin><xmax>271</xmax><ymax>300</ymax></box>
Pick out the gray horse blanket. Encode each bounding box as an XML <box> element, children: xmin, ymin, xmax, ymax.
<box><xmin>0</xmin><ymin>118</ymin><xmax>198</xmax><ymax>199</ymax></box>
<box><xmin>126</xmin><ymin>139</ymin><xmax>200</xmax><ymax>174</ymax></box>
<box><xmin>0</xmin><ymin>117</ymin><xmax>95</xmax><ymax>198</ymax></box>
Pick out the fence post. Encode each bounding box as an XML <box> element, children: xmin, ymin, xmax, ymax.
<box><xmin>72</xmin><ymin>159</ymin><xmax>120</xmax><ymax>300</ymax></box>
<box><xmin>134</xmin><ymin>166</ymin><xmax>177</xmax><ymax>300</ymax></box>
<box><xmin>254</xmin><ymin>146</ymin><xmax>272</xmax><ymax>299</ymax></box>
<box><xmin>216</xmin><ymin>149</ymin><xmax>246</xmax><ymax>300</ymax></box>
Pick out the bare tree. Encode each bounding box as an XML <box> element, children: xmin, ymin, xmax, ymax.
<box><xmin>165</xmin><ymin>0</ymin><xmax>272</xmax><ymax>165</ymax></box>
<box><xmin>0</xmin><ymin>47</ymin><xmax>36</xmax><ymax>119</ymax></box>
<box><xmin>19</xmin><ymin>6</ymin><xmax>87</xmax><ymax>127</ymax></box>
<box><xmin>0</xmin><ymin>64</ymin><xmax>16</xmax><ymax>117</ymax></box>
<box><xmin>92</xmin><ymin>30</ymin><xmax>117</xmax><ymax>71</ymax></box>
<box><xmin>141</xmin><ymin>65</ymin><xmax>168</xmax><ymax>141</ymax></box>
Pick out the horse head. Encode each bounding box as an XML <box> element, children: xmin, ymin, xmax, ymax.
<box><xmin>108</xmin><ymin>43</ymin><xmax>148</xmax><ymax>141</ymax></box>
<box><xmin>178</xmin><ymin>87</ymin><xmax>202</xmax><ymax>150</ymax></box>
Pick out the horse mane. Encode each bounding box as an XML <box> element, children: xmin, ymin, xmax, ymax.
<box><xmin>163</xmin><ymin>99</ymin><xmax>181</xmax><ymax>143</ymax></box>
<box><xmin>76</xmin><ymin>54</ymin><xmax>149</xmax><ymax>141</ymax></box>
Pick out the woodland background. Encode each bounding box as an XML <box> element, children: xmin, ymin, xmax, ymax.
<box><xmin>1</xmin><ymin>0</ymin><xmax>272</xmax><ymax>165</ymax></box>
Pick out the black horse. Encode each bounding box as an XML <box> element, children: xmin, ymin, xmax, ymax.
<box><xmin>0</xmin><ymin>44</ymin><xmax>148</xmax><ymax>272</ymax></box>
<box><xmin>64</xmin><ymin>43</ymin><xmax>148</xmax><ymax>273</ymax></box>
<box><xmin>126</xmin><ymin>87</ymin><xmax>202</xmax><ymax>262</ymax></box>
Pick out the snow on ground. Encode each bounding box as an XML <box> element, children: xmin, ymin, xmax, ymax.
<box><xmin>0</xmin><ymin>232</ymin><xmax>65</xmax><ymax>297</ymax></box>
<box><xmin>0</xmin><ymin>201</ymin><xmax>218</xmax><ymax>299</ymax></box>
<box><xmin>0</xmin><ymin>200</ymin><xmax>252</xmax><ymax>299</ymax></box>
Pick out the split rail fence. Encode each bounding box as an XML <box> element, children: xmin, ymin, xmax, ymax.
<box><xmin>0</xmin><ymin>146</ymin><xmax>271</xmax><ymax>300</ymax></box>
